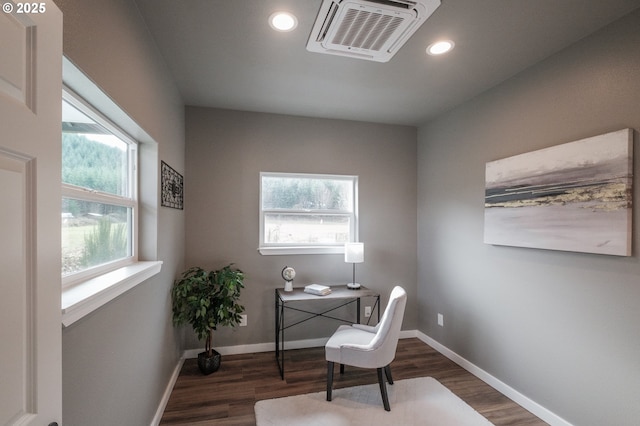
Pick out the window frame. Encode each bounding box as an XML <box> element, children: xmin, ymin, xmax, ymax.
<box><xmin>61</xmin><ymin>87</ymin><xmax>139</xmax><ymax>288</ymax></box>
<box><xmin>259</xmin><ymin>172</ymin><xmax>359</xmax><ymax>255</ymax></box>
<box><xmin>60</xmin><ymin>57</ymin><xmax>161</xmax><ymax>327</ymax></box>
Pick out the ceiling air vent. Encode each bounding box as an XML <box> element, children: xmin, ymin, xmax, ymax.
<box><xmin>306</xmin><ymin>0</ymin><xmax>441</xmax><ymax>62</ymax></box>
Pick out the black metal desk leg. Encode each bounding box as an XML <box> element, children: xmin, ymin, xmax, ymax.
<box><xmin>281</xmin><ymin>300</ymin><xmax>285</xmax><ymax>379</ymax></box>
<box><xmin>274</xmin><ymin>290</ymin><xmax>278</xmax><ymax>358</ymax></box>
<box><xmin>274</xmin><ymin>290</ymin><xmax>285</xmax><ymax>380</ymax></box>
<box><xmin>357</xmin><ymin>297</ymin><xmax>361</xmax><ymax>324</ymax></box>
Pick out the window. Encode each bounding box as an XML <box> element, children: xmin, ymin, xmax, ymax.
<box><xmin>61</xmin><ymin>89</ymin><xmax>137</xmax><ymax>285</ymax></box>
<box><xmin>60</xmin><ymin>58</ymin><xmax>161</xmax><ymax>327</ymax></box>
<box><xmin>259</xmin><ymin>172</ymin><xmax>358</xmax><ymax>255</ymax></box>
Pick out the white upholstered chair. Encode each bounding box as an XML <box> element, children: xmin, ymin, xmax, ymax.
<box><xmin>325</xmin><ymin>286</ymin><xmax>407</xmax><ymax>411</ymax></box>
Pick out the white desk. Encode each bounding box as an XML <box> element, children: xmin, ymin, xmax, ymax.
<box><xmin>274</xmin><ymin>285</ymin><xmax>380</xmax><ymax>380</ymax></box>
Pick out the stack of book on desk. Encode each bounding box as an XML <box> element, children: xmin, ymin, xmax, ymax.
<box><xmin>304</xmin><ymin>284</ymin><xmax>332</xmax><ymax>296</ymax></box>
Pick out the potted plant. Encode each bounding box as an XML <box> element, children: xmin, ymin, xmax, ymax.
<box><xmin>171</xmin><ymin>264</ymin><xmax>245</xmax><ymax>375</ymax></box>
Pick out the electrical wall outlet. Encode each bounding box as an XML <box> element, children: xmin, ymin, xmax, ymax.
<box><xmin>437</xmin><ymin>313</ymin><xmax>444</xmax><ymax>327</ymax></box>
<box><xmin>364</xmin><ymin>306</ymin><xmax>372</xmax><ymax>318</ymax></box>
<box><xmin>240</xmin><ymin>314</ymin><xmax>247</xmax><ymax>327</ymax></box>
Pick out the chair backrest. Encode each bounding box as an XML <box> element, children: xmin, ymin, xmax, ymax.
<box><xmin>367</xmin><ymin>285</ymin><xmax>407</xmax><ymax>366</ymax></box>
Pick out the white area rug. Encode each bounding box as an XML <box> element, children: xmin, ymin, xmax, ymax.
<box><xmin>255</xmin><ymin>377</ymin><xmax>494</xmax><ymax>425</ymax></box>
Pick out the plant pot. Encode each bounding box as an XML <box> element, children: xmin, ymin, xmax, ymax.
<box><xmin>197</xmin><ymin>349</ymin><xmax>221</xmax><ymax>375</ymax></box>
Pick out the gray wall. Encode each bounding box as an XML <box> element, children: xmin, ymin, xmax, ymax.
<box><xmin>417</xmin><ymin>9</ymin><xmax>640</xmax><ymax>426</ymax></box>
<box><xmin>50</xmin><ymin>2</ymin><xmax>640</xmax><ymax>424</ymax></box>
<box><xmin>184</xmin><ymin>107</ymin><xmax>417</xmax><ymax>348</ymax></box>
<box><xmin>54</xmin><ymin>0</ymin><xmax>185</xmax><ymax>425</ymax></box>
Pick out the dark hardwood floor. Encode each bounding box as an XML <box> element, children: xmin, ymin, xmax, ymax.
<box><xmin>160</xmin><ymin>338</ymin><xmax>547</xmax><ymax>425</ymax></box>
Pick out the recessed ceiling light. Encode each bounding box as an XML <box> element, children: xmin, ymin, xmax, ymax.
<box><xmin>269</xmin><ymin>11</ymin><xmax>298</xmax><ymax>32</ymax></box>
<box><xmin>427</xmin><ymin>40</ymin><xmax>455</xmax><ymax>56</ymax></box>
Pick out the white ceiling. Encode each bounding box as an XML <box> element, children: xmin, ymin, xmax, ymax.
<box><xmin>134</xmin><ymin>0</ymin><xmax>640</xmax><ymax>126</ymax></box>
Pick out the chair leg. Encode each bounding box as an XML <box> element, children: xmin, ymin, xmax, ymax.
<box><xmin>384</xmin><ymin>364</ymin><xmax>394</xmax><ymax>385</ymax></box>
<box><xmin>376</xmin><ymin>367</ymin><xmax>391</xmax><ymax>411</ymax></box>
<box><xmin>327</xmin><ymin>361</ymin><xmax>334</xmax><ymax>401</ymax></box>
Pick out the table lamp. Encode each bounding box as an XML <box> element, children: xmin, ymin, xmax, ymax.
<box><xmin>345</xmin><ymin>242</ymin><xmax>364</xmax><ymax>290</ymax></box>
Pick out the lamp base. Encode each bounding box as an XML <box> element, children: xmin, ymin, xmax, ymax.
<box><xmin>284</xmin><ymin>281</ymin><xmax>293</xmax><ymax>292</ymax></box>
<box><xmin>347</xmin><ymin>282</ymin><xmax>361</xmax><ymax>290</ymax></box>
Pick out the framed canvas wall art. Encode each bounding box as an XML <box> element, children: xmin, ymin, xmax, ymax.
<box><xmin>484</xmin><ymin>129</ymin><xmax>633</xmax><ymax>256</ymax></box>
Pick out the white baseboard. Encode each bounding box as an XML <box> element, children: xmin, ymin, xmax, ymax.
<box><xmin>153</xmin><ymin>329</ymin><xmax>570</xmax><ymax>426</ymax></box>
<box><xmin>182</xmin><ymin>337</ymin><xmax>327</xmax><ymax>359</ymax></box>
<box><xmin>415</xmin><ymin>331</ymin><xmax>572</xmax><ymax>426</ymax></box>
<box><xmin>150</xmin><ymin>355</ymin><xmax>185</xmax><ymax>426</ymax></box>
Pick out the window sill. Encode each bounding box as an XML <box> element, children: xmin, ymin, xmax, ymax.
<box><xmin>259</xmin><ymin>246</ymin><xmax>345</xmax><ymax>256</ymax></box>
<box><xmin>61</xmin><ymin>261</ymin><xmax>163</xmax><ymax>327</ymax></box>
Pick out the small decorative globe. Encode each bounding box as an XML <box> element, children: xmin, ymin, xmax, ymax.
<box><xmin>282</xmin><ymin>266</ymin><xmax>296</xmax><ymax>281</ymax></box>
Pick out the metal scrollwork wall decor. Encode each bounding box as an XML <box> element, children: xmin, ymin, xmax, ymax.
<box><xmin>161</xmin><ymin>161</ymin><xmax>184</xmax><ymax>209</ymax></box>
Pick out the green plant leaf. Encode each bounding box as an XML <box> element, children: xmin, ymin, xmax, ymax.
<box><xmin>171</xmin><ymin>264</ymin><xmax>245</xmax><ymax>352</ymax></box>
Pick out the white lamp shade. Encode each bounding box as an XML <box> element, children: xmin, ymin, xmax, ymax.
<box><xmin>344</xmin><ymin>242</ymin><xmax>364</xmax><ymax>263</ymax></box>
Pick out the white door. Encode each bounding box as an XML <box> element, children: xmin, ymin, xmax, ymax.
<box><xmin>0</xmin><ymin>1</ymin><xmax>63</xmax><ymax>425</ymax></box>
